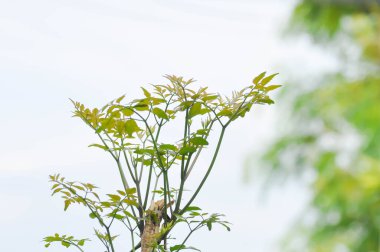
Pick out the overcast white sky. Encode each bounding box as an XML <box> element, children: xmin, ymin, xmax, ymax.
<box><xmin>0</xmin><ymin>0</ymin><xmax>338</xmax><ymax>251</ymax></box>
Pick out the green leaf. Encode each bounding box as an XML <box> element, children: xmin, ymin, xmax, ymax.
<box><xmin>117</xmin><ymin>190</ymin><xmax>126</xmax><ymax>196</ymax></box>
<box><xmin>51</xmin><ymin>188</ymin><xmax>62</xmax><ymax>195</ymax></box>
<box><xmin>253</xmin><ymin>72</ymin><xmax>266</xmax><ymax>84</ymax></box>
<box><xmin>258</xmin><ymin>97</ymin><xmax>275</xmax><ymax>104</ymax></box>
<box><xmin>78</xmin><ymin>239</ymin><xmax>86</xmax><ymax>246</ymax></box>
<box><xmin>122</xmin><ymin>108</ymin><xmax>134</xmax><ymax>116</ymax></box>
<box><xmin>123</xmin><ymin>210</ymin><xmax>137</xmax><ymax>221</ymax></box>
<box><xmin>153</xmin><ymin>107</ymin><xmax>169</xmax><ymax>120</ymax></box>
<box><xmin>180</xmin><ymin>101</ymin><xmax>193</xmax><ymax>109</ymax></box>
<box><xmin>222</xmin><ymin>223</ymin><xmax>231</xmax><ymax>231</ymax></box>
<box><xmin>141</xmin><ymin>87</ymin><xmax>151</xmax><ymax>98</ymax></box>
<box><xmin>134</xmin><ymin>148</ymin><xmax>155</xmax><ymax>155</ymax></box>
<box><xmin>189</xmin><ymin>103</ymin><xmax>202</xmax><ymax>118</ymax></box>
<box><xmin>101</xmin><ymin>201</ymin><xmax>112</xmax><ymax>207</ymax></box>
<box><xmin>264</xmin><ymin>85</ymin><xmax>282</xmax><ymax>91</ymax></box>
<box><xmin>115</xmin><ymin>95</ymin><xmax>125</xmax><ymax>103</ymax></box>
<box><xmin>170</xmin><ymin>245</ymin><xmax>186</xmax><ymax>251</ymax></box>
<box><xmin>123</xmin><ymin>199</ymin><xmax>139</xmax><ymax>207</ymax></box>
<box><xmin>190</xmin><ymin>137</ymin><xmax>208</xmax><ymax>146</ymax></box>
<box><xmin>88</xmin><ymin>144</ymin><xmax>108</xmax><ymax>151</ymax></box>
<box><xmin>61</xmin><ymin>241</ymin><xmax>71</xmax><ymax>248</ymax></box>
<box><xmin>217</xmin><ymin>109</ymin><xmax>233</xmax><ymax>117</ymax></box>
<box><xmin>260</xmin><ymin>73</ymin><xmax>278</xmax><ymax>85</ymax></box>
<box><xmin>125</xmin><ymin>119</ymin><xmax>141</xmax><ymax>137</ymax></box>
<box><xmin>170</xmin><ymin>245</ymin><xmax>201</xmax><ymax>251</ymax></box>
<box><xmin>184</xmin><ymin>206</ymin><xmax>202</xmax><ymax>212</ymax></box>
<box><xmin>133</xmin><ymin>103</ymin><xmax>149</xmax><ymax>111</ymax></box>
<box><xmin>111</xmin><ymin>213</ymin><xmax>124</xmax><ymax>220</ymax></box>
<box><xmin>125</xmin><ymin>187</ymin><xmax>137</xmax><ymax>195</ymax></box>
<box><xmin>73</xmin><ymin>185</ymin><xmax>85</xmax><ymax>191</ymax></box>
<box><xmin>107</xmin><ymin>194</ymin><xmax>121</xmax><ymax>202</ymax></box>
<box><xmin>207</xmin><ymin>221</ymin><xmax>212</xmax><ymax>231</ymax></box>
<box><xmin>179</xmin><ymin>146</ymin><xmax>197</xmax><ymax>155</ymax></box>
<box><xmin>196</xmin><ymin>129</ymin><xmax>209</xmax><ymax>135</ymax></box>
<box><xmin>159</xmin><ymin>144</ymin><xmax>177</xmax><ymax>151</ymax></box>
<box><xmin>201</xmin><ymin>94</ymin><xmax>219</xmax><ymax>102</ymax></box>
<box><xmin>151</xmin><ymin>97</ymin><xmax>166</xmax><ymax>105</ymax></box>
<box><xmin>64</xmin><ymin>199</ymin><xmax>71</xmax><ymax>211</ymax></box>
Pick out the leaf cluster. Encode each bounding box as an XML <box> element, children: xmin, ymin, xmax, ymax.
<box><xmin>45</xmin><ymin>73</ymin><xmax>279</xmax><ymax>251</ymax></box>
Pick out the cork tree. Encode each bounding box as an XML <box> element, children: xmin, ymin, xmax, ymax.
<box><xmin>44</xmin><ymin>73</ymin><xmax>280</xmax><ymax>252</ymax></box>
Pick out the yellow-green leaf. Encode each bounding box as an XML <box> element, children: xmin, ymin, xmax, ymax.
<box><xmin>88</xmin><ymin>144</ymin><xmax>109</xmax><ymax>151</ymax></box>
<box><xmin>190</xmin><ymin>137</ymin><xmax>208</xmax><ymax>146</ymax></box>
<box><xmin>141</xmin><ymin>87</ymin><xmax>151</xmax><ymax>98</ymax></box>
<box><xmin>189</xmin><ymin>103</ymin><xmax>202</xmax><ymax>118</ymax></box>
<box><xmin>253</xmin><ymin>72</ymin><xmax>266</xmax><ymax>84</ymax></box>
<box><xmin>260</xmin><ymin>73</ymin><xmax>278</xmax><ymax>85</ymax></box>
<box><xmin>64</xmin><ymin>199</ymin><xmax>71</xmax><ymax>211</ymax></box>
<box><xmin>153</xmin><ymin>107</ymin><xmax>169</xmax><ymax>120</ymax></box>
<box><xmin>264</xmin><ymin>85</ymin><xmax>282</xmax><ymax>91</ymax></box>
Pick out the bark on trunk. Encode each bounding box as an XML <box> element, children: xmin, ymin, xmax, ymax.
<box><xmin>141</xmin><ymin>199</ymin><xmax>173</xmax><ymax>252</ymax></box>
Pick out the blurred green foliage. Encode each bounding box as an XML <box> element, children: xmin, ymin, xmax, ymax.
<box><xmin>260</xmin><ymin>1</ymin><xmax>380</xmax><ymax>251</ymax></box>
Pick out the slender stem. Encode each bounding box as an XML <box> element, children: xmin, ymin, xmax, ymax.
<box><xmin>105</xmin><ymin>226</ymin><xmax>115</xmax><ymax>252</ymax></box>
<box><xmin>174</xmin><ymin>152</ymin><xmax>192</xmax><ymax>213</ymax></box>
<box><xmin>175</xmin><ymin>224</ymin><xmax>202</xmax><ymax>252</ymax></box>
<box><xmin>151</xmin><ymin>171</ymin><xmax>162</xmax><ymax>204</ymax></box>
<box><xmin>115</xmin><ymin>158</ymin><xmax>140</xmax><ymax>224</ymax></box>
<box><xmin>162</xmin><ymin>169</ymin><xmax>169</xmax><ymax>226</ymax></box>
<box><xmin>174</xmin><ymin>108</ymin><xmax>190</xmax><ymax>213</ymax></box>
<box><xmin>143</xmin><ymin>159</ymin><xmax>154</xmax><ymax>209</ymax></box>
<box><xmin>163</xmin><ymin>170</ymin><xmax>174</xmax><ymax>215</ymax></box>
<box><xmin>185</xmin><ymin>119</ymin><xmax>215</xmax><ymax>180</ymax></box>
<box><xmin>116</xmin><ymin>159</ymin><xmax>130</xmax><ymax>190</ymax></box>
<box><xmin>66</xmin><ymin>240</ymin><xmax>85</xmax><ymax>252</ymax></box>
<box><xmin>121</xmin><ymin>148</ymin><xmax>137</xmax><ymax>183</ymax></box>
<box><xmin>125</xmin><ymin>217</ymin><xmax>136</xmax><ymax>252</ymax></box>
<box><xmin>180</xmin><ymin>127</ymin><xmax>226</xmax><ymax>214</ymax></box>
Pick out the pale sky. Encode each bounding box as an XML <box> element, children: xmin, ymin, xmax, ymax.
<box><xmin>0</xmin><ymin>0</ymin><xmax>338</xmax><ymax>251</ymax></box>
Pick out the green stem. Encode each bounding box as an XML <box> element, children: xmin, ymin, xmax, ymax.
<box><xmin>174</xmin><ymin>152</ymin><xmax>192</xmax><ymax>213</ymax></box>
<box><xmin>180</xmin><ymin>127</ymin><xmax>226</xmax><ymax>214</ymax></box>
<box><xmin>184</xmin><ymin>119</ymin><xmax>215</xmax><ymax>180</ymax></box>
<box><xmin>105</xmin><ymin>227</ymin><xmax>115</xmax><ymax>252</ymax></box>
<box><xmin>143</xmin><ymin>159</ymin><xmax>154</xmax><ymax>209</ymax></box>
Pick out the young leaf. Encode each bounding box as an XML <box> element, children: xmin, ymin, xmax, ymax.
<box><xmin>183</xmin><ymin>206</ymin><xmax>202</xmax><ymax>212</ymax></box>
<box><xmin>115</xmin><ymin>95</ymin><xmax>125</xmax><ymax>103</ymax></box>
<box><xmin>78</xmin><ymin>239</ymin><xmax>86</xmax><ymax>246</ymax></box>
<box><xmin>88</xmin><ymin>144</ymin><xmax>109</xmax><ymax>151</ymax></box>
<box><xmin>64</xmin><ymin>200</ymin><xmax>71</xmax><ymax>211</ymax></box>
<box><xmin>260</xmin><ymin>73</ymin><xmax>278</xmax><ymax>85</ymax></box>
<box><xmin>170</xmin><ymin>245</ymin><xmax>186</xmax><ymax>251</ymax></box>
<box><xmin>141</xmin><ymin>87</ymin><xmax>151</xmax><ymax>98</ymax></box>
<box><xmin>206</xmin><ymin>221</ymin><xmax>212</xmax><ymax>231</ymax></box>
<box><xmin>159</xmin><ymin>144</ymin><xmax>177</xmax><ymax>151</ymax></box>
<box><xmin>264</xmin><ymin>85</ymin><xmax>282</xmax><ymax>91</ymax></box>
<box><xmin>189</xmin><ymin>103</ymin><xmax>201</xmax><ymax>118</ymax></box>
<box><xmin>61</xmin><ymin>241</ymin><xmax>70</xmax><ymax>248</ymax></box>
<box><xmin>153</xmin><ymin>107</ymin><xmax>169</xmax><ymax>120</ymax></box>
<box><xmin>179</xmin><ymin>146</ymin><xmax>197</xmax><ymax>155</ymax></box>
<box><xmin>253</xmin><ymin>72</ymin><xmax>266</xmax><ymax>84</ymax></box>
<box><xmin>125</xmin><ymin>119</ymin><xmax>141</xmax><ymax>137</ymax></box>
<box><xmin>125</xmin><ymin>187</ymin><xmax>137</xmax><ymax>195</ymax></box>
<box><xmin>122</xmin><ymin>108</ymin><xmax>134</xmax><ymax>116</ymax></box>
<box><xmin>107</xmin><ymin>194</ymin><xmax>121</xmax><ymax>202</ymax></box>
<box><xmin>189</xmin><ymin>137</ymin><xmax>208</xmax><ymax>146</ymax></box>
